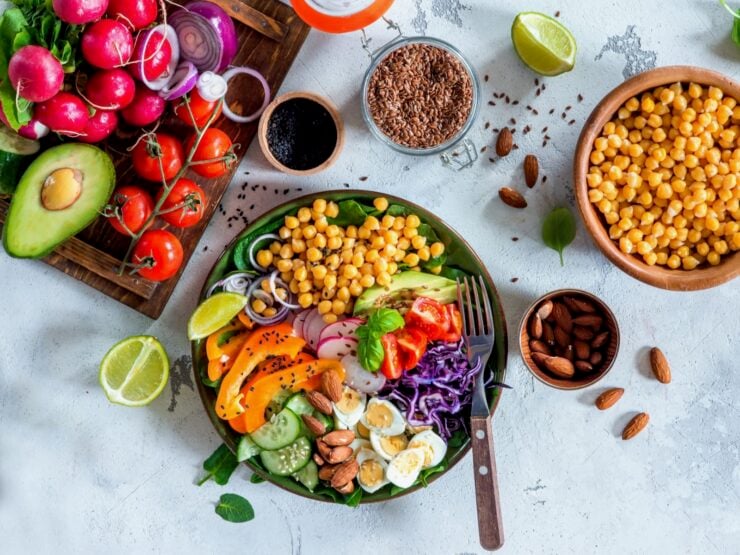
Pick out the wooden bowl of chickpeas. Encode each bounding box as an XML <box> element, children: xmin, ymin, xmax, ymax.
<box><xmin>574</xmin><ymin>66</ymin><xmax>740</xmax><ymax>290</ymax></box>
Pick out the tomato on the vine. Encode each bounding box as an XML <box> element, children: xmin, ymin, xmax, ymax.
<box><xmin>156</xmin><ymin>178</ymin><xmax>207</xmax><ymax>228</ymax></box>
<box><xmin>132</xmin><ymin>229</ymin><xmax>183</xmax><ymax>281</ymax></box>
<box><xmin>185</xmin><ymin>128</ymin><xmax>234</xmax><ymax>178</ymax></box>
<box><xmin>380</xmin><ymin>333</ymin><xmax>403</xmax><ymax>379</ymax></box>
<box><xmin>404</xmin><ymin>297</ymin><xmax>450</xmax><ymax>341</ymax></box>
<box><xmin>174</xmin><ymin>90</ymin><xmax>222</xmax><ymax>128</ymax></box>
<box><xmin>107</xmin><ymin>185</ymin><xmax>154</xmax><ymax>235</ymax></box>
<box><xmin>132</xmin><ymin>132</ymin><xmax>184</xmax><ymax>182</ymax></box>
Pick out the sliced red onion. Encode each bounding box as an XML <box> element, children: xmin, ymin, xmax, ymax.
<box><xmin>220</xmin><ymin>272</ymin><xmax>252</xmax><ymax>295</ymax></box>
<box><xmin>247</xmin><ymin>233</ymin><xmax>280</xmax><ymax>271</ymax></box>
<box><xmin>170</xmin><ymin>2</ymin><xmax>237</xmax><ymax>72</ymax></box>
<box><xmin>138</xmin><ymin>24</ymin><xmax>180</xmax><ymax>91</ymax></box>
<box><xmin>269</xmin><ymin>270</ymin><xmax>301</xmax><ymax>310</ymax></box>
<box><xmin>251</xmin><ymin>288</ymin><xmax>274</xmax><ymax>306</ymax></box>
<box><xmin>159</xmin><ymin>61</ymin><xmax>198</xmax><ymax>101</ymax></box>
<box><xmin>197</xmin><ymin>71</ymin><xmax>227</xmax><ymax>101</ymax></box>
<box><xmin>221</xmin><ymin>67</ymin><xmax>271</xmax><ymax>124</ymax></box>
<box><xmin>244</xmin><ymin>279</ymin><xmax>289</xmax><ymax>325</ymax></box>
<box><xmin>206</xmin><ymin>279</ymin><xmax>225</xmax><ymax>297</ymax></box>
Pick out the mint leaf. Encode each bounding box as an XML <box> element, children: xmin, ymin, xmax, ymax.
<box><xmin>215</xmin><ymin>493</ymin><xmax>255</xmax><ymax>523</ymax></box>
<box><xmin>197</xmin><ymin>444</ymin><xmax>239</xmax><ymax>486</ymax></box>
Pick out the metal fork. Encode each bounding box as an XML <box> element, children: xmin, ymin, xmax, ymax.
<box><xmin>457</xmin><ymin>275</ymin><xmax>504</xmax><ymax>551</ymax></box>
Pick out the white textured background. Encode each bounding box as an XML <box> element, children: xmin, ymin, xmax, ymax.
<box><xmin>1</xmin><ymin>1</ymin><xmax>738</xmax><ymax>553</ymax></box>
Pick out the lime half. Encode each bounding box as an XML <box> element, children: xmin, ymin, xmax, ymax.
<box><xmin>99</xmin><ymin>336</ymin><xmax>169</xmax><ymax>407</ymax></box>
<box><xmin>511</xmin><ymin>12</ymin><xmax>576</xmax><ymax>76</ymax></box>
<box><xmin>188</xmin><ymin>292</ymin><xmax>248</xmax><ymax>340</ymax></box>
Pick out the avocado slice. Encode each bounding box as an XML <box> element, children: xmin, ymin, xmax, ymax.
<box><xmin>353</xmin><ymin>271</ymin><xmax>459</xmax><ymax>315</ymax></box>
<box><xmin>2</xmin><ymin>143</ymin><xmax>115</xmax><ymax>259</ymax></box>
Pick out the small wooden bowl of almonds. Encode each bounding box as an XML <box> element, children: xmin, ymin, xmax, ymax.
<box><xmin>519</xmin><ymin>289</ymin><xmax>620</xmax><ymax>390</ymax></box>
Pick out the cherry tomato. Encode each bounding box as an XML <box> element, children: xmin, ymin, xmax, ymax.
<box><xmin>395</xmin><ymin>327</ymin><xmax>428</xmax><ymax>371</ymax></box>
<box><xmin>156</xmin><ymin>178</ymin><xmax>207</xmax><ymax>228</ymax></box>
<box><xmin>438</xmin><ymin>304</ymin><xmax>463</xmax><ymax>343</ymax></box>
<box><xmin>185</xmin><ymin>128</ymin><xmax>234</xmax><ymax>178</ymax></box>
<box><xmin>132</xmin><ymin>132</ymin><xmax>184</xmax><ymax>182</ymax></box>
<box><xmin>132</xmin><ymin>229</ymin><xmax>183</xmax><ymax>282</ymax></box>
<box><xmin>107</xmin><ymin>185</ymin><xmax>154</xmax><ymax>235</ymax></box>
<box><xmin>404</xmin><ymin>297</ymin><xmax>450</xmax><ymax>341</ymax></box>
<box><xmin>174</xmin><ymin>90</ymin><xmax>222</xmax><ymax>128</ymax></box>
<box><xmin>380</xmin><ymin>333</ymin><xmax>403</xmax><ymax>380</ymax></box>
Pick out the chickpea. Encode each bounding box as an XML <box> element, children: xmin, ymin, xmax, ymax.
<box><xmin>297</xmin><ymin>207</ymin><xmax>312</xmax><ymax>223</ymax></box>
<box><xmin>373</xmin><ymin>197</ymin><xmax>389</xmax><ymax>211</ymax></box>
<box><xmin>256</xmin><ymin>250</ymin><xmax>273</xmax><ymax>268</ymax></box>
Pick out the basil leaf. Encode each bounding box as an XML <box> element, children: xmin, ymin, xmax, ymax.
<box><xmin>541</xmin><ymin>207</ymin><xmax>577</xmax><ymax>266</ymax></box>
<box><xmin>327</xmin><ymin>200</ymin><xmax>380</xmax><ymax>227</ymax></box>
<box><xmin>197</xmin><ymin>444</ymin><xmax>239</xmax><ymax>486</ymax></box>
<box><xmin>215</xmin><ymin>493</ymin><xmax>255</xmax><ymax>523</ymax></box>
<box><xmin>345</xmin><ymin>487</ymin><xmax>363</xmax><ymax>507</ymax></box>
<box><xmin>357</xmin><ymin>334</ymin><xmax>384</xmax><ymax>372</ymax></box>
<box><xmin>372</xmin><ymin>308</ymin><xmax>404</xmax><ymax>334</ymax></box>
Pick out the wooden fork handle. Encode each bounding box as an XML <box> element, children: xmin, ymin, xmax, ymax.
<box><xmin>471</xmin><ymin>415</ymin><xmax>504</xmax><ymax>551</ymax></box>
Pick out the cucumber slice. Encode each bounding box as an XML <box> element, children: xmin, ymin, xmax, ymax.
<box><xmin>260</xmin><ymin>437</ymin><xmax>312</xmax><ymax>476</ymax></box>
<box><xmin>284</xmin><ymin>393</ymin><xmax>314</xmax><ymax>417</ymax></box>
<box><xmin>236</xmin><ymin>434</ymin><xmax>261</xmax><ymax>461</ymax></box>
<box><xmin>293</xmin><ymin>460</ymin><xmax>319</xmax><ymax>492</ymax></box>
<box><xmin>250</xmin><ymin>408</ymin><xmax>301</xmax><ymax>450</ymax></box>
<box><xmin>265</xmin><ymin>388</ymin><xmax>293</xmax><ymax>421</ymax></box>
<box><xmin>0</xmin><ymin>126</ymin><xmax>39</xmax><ymax>195</ymax></box>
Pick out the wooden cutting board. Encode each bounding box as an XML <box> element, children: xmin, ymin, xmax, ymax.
<box><xmin>0</xmin><ymin>0</ymin><xmax>310</xmax><ymax>319</ymax></box>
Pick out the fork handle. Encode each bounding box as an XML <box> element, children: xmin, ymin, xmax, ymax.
<box><xmin>471</xmin><ymin>415</ymin><xmax>504</xmax><ymax>551</ymax></box>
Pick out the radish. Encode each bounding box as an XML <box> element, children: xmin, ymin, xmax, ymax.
<box><xmin>120</xmin><ymin>83</ymin><xmax>165</xmax><ymax>126</ymax></box>
<box><xmin>82</xmin><ymin>19</ymin><xmax>133</xmax><ymax>69</ymax></box>
<box><xmin>317</xmin><ymin>336</ymin><xmax>358</xmax><ymax>360</ymax></box>
<box><xmin>79</xmin><ymin>110</ymin><xmax>118</xmax><ymax>143</ymax></box>
<box><xmin>292</xmin><ymin>309</ymin><xmax>313</xmax><ymax>339</ymax></box>
<box><xmin>130</xmin><ymin>29</ymin><xmax>173</xmax><ymax>82</ymax></box>
<box><xmin>342</xmin><ymin>354</ymin><xmax>386</xmax><ymax>393</ymax></box>
<box><xmin>8</xmin><ymin>46</ymin><xmax>64</xmax><ymax>103</ymax></box>
<box><xmin>319</xmin><ymin>319</ymin><xmax>362</xmax><ymax>345</ymax></box>
<box><xmin>303</xmin><ymin>309</ymin><xmax>328</xmax><ymax>352</ymax></box>
<box><xmin>18</xmin><ymin>118</ymin><xmax>50</xmax><ymax>140</ymax></box>
<box><xmin>86</xmin><ymin>69</ymin><xmax>136</xmax><ymax>110</ymax></box>
<box><xmin>107</xmin><ymin>0</ymin><xmax>158</xmax><ymax>30</ymax></box>
<box><xmin>34</xmin><ymin>92</ymin><xmax>90</xmax><ymax>136</ymax></box>
<box><xmin>52</xmin><ymin>0</ymin><xmax>109</xmax><ymax>25</ymax></box>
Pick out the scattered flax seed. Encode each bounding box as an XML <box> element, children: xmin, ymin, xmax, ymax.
<box><xmin>512</xmin><ymin>237</ymin><xmax>519</xmax><ymax>241</ymax></box>
<box><xmin>359</xmin><ymin>176</ymin><xmax>368</xmax><ymax>181</ymax></box>
<box><xmin>492</xmin><ymin>128</ymin><xmax>500</xmax><ymax>133</ymax></box>
<box><xmin>512</xmin><ymin>144</ymin><xmax>519</xmax><ymax>150</ymax></box>
<box><xmin>542</xmin><ymin>126</ymin><xmax>549</xmax><ymax>133</ymax></box>
<box><xmin>488</xmin><ymin>101</ymin><xmax>496</xmax><ymax>106</ymax></box>
<box><xmin>561</xmin><ymin>112</ymin><xmax>567</xmax><ymax>119</ymax></box>
<box><xmin>545</xmin><ymin>135</ymin><xmax>551</xmax><ymax>140</ymax></box>
<box><xmin>511</xmin><ymin>277</ymin><xmax>519</xmax><ymax>283</ymax></box>
<box><xmin>565</xmin><ymin>105</ymin><xmax>572</xmax><ymax>111</ymax></box>
<box><xmin>480</xmin><ymin>145</ymin><xmax>487</xmax><ymax>153</ymax></box>
<box><xmin>536</xmin><ymin>88</ymin><xmax>541</xmax><ymax>96</ymax></box>
<box><xmin>203</xmin><ymin>245</ymin><xmax>208</xmax><ymax>251</ymax></box>
<box><xmin>534</xmin><ymin>78</ymin><xmax>540</xmax><ymax>86</ymax></box>
<box><xmin>577</xmin><ymin>94</ymin><xmax>584</xmax><ymax>102</ymax></box>
<box><xmin>532</xmin><ymin>108</ymin><xmax>539</xmax><ymax>115</ymax></box>
<box><xmin>489</xmin><ymin>157</ymin><xmax>496</xmax><ymax>163</ymax></box>
<box><xmin>505</xmin><ymin>95</ymin><xmax>511</xmax><ymax>103</ymax></box>
<box><xmin>542</xmin><ymin>176</ymin><xmax>548</xmax><ymax>184</ymax></box>
<box><xmin>484</xmin><ymin>121</ymin><xmax>490</xmax><ymax>129</ymax></box>
<box><xmin>512</xmin><ymin>100</ymin><xmax>520</xmax><ymax>105</ymax></box>
<box><xmin>568</xmin><ymin>119</ymin><xmax>577</xmax><ymax>126</ymax></box>
<box><xmin>555</xmin><ymin>10</ymin><xmax>561</xmax><ymax>17</ymax></box>
<box><xmin>509</xmin><ymin>117</ymin><xmax>516</xmax><ymax>125</ymax></box>
<box><xmin>485</xmin><ymin>74</ymin><xmax>489</xmax><ymax>82</ymax></box>
<box><xmin>526</xmin><ymin>105</ymin><xmax>533</xmax><ymax>111</ymax></box>
<box><xmin>343</xmin><ymin>183</ymin><xmax>350</xmax><ymax>188</ymax></box>
<box><xmin>549</xmin><ymin>108</ymin><xmax>555</xmax><ymax>115</ymax></box>
<box><xmin>541</xmin><ymin>84</ymin><xmax>547</xmax><ymax>91</ymax></box>
<box><xmin>249</xmin><ymin>204</ymin><xmax>255</xmax><ymax>210</ymax></box>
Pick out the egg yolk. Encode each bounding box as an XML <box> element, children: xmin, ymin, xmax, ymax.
<box><xmin>394</xmin><ymin>450</ymin><xmax>422</xmax><ymax>472</ymax></box>
<box><xmin>366</xmin><ymin>403</ymin><xmax>393</xmax><ymax>428</ymax></box>
<box><xmin>356</xmin><ymin>420</ymin><xmax>371</xmax><ymax>439</ymax></box>
<box><xmin>360</xmin><ymin>460</ymin><xmax>384</xmax><ymax>487</ymax></box>
<box><xmin>409</xmin><ymin>440</ymin><xmax>434</xmax><ymax>467</ymax></box>
<box><xmin>336</xmin><ymin>389</ymin><xmax>361</xmax><ymax>413</ymax></box>
<box><xmin>379</xmin><ymin>434</ymin><xmax>408</xmax><ymax>457</ymax></box>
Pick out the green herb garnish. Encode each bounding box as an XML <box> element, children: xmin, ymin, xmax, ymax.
<box><xmin>541</xmin><ymin>207</ymin><xmax>577</xmax><ymax>266</ymax></box>
<box><xmin>720</xmin><ymin>0</ymin><xmax>740</xmax><ymax>46</ymax></box>
<box><xmin>215</xmin><ymin>493</ymin><xmax>255</xmax><ymax>523</ymax></box>
<box><xmin>355</xmin><ymin>308</ymin><xmax>405</xmax><ymax>371</ymax></box>
<box><xmin>197</xmin><ymin>444</ymin><xmax>239</xmax><ymax>486</ymax></box>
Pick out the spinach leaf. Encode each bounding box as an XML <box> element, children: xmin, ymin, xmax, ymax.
<box><xmin>541</xmin><ymin>207</ymin><xmax>577</xmax><ymax>266</ymax></box>
<box><xmin>720</xmin><ymin>0</ymin><xmax>740</xmax><ymax>46</ymax></box>
<box><xmin>447</xmin><ymin>429</ymin><xmax>468</xmax><ymax>449</ymax></box>
<box><xmin>215</xmin><ymin>493</ymin><xmax>255</xmax><ymax>523</ymax></box>
<box><xmin>438</xmin><ymin>266</ymin><xmax>468</xmax><ymax>282</ymax></box>
<box><xmin>249</xmin><ymin>473</ymin><xmax>266</xmax><ymax>484</ymax></box>
<box><xmin>327</xmin><ymin>200</ymin><xmax>380</xmax><ymax>227</ymax></box>
<box><xmin>197</xmin><ymin>444</ymin><xmax>239</xmax><ymax>486</ymax></box>
<box><xmin>385</xmin><ymin>204</ymin><xmax>408</xmax><ymax>217</ymax></box>
<box><xmin>232</xmin><ymin>219</ymin><xmax>283</xmax><ymax>270</ymax></box>
<box><xmin>345</xmin><ymin>487</ymin><xmax>363</xmax><ymax>507</ymax></box>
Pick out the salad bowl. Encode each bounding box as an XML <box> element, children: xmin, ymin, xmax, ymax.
<box><xmin>191</xmin><ymin>190</ymin><xmax>508</xmax><ymax>504</ymax></box>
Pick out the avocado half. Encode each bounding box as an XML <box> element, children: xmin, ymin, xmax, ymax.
<box><xmin>2</xmin><ymin>143</ymin><xmax>115</xmax><ymax>259</ymax></box>
<box><xmin>353</xmin><ymin>271</ymin><xmax>458</xmax><ymax>315</ymax></box>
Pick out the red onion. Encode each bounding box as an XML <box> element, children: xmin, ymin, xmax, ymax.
<box><xmin>196</xmin><ymin>71</ymin><xmax>227</xmax><ymax>102</ymax></box>
<box><xmin>134</xmin><ymin>24</ymin><xmax>180</xmax><ymax>91</ymax></box>
<box><xmin>244</xmin><ymin>279</ymin><xmax>289</xmax><ymax>325</ymax></box>
<box><xmin>269</xmin><ymin>271</ymin><xmax>300</xmax><ymax>310</ymax></box>
<box><xmin>221</xmin><ymin>67</ymin><xmax>271</xmax><ymax>124</ymax></box>
<box><xmin>159</xmin><ymin>61</ymin><xmax>199</xmax><ymax>101</ymax></box>
<box><xmin>170</xmin><ymin>1</ymin><xmax>237</xmax><ymax>73</ymax></box>
<box><xmin>247</xmin><ymin>233</ymin><xmax>280</xmax><ymax>271</ymax></box>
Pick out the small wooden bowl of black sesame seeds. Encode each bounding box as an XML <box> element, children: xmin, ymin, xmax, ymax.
<box><xmin>258</xmin><ymin>91</ymin><xmax>345</xmax><ymax>176</ymax></box>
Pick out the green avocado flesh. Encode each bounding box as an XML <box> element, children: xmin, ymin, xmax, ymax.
<box><xmin>2</xmin><ymin>143</ymin><xmax>115</xmax><ymax>259</ymax></box>
<box><xmin>353</xmin><ymin>270</ymin><xmax>458</xmax><ymax>314</ymax></box>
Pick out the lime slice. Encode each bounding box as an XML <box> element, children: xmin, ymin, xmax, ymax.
<box><xmin>99</xmin><ymin>336</ymin><xmax>169</xmax><ymax>407</ymax></box>
<box><xmin>188</xmin><ymin>292</ymin><xmax>248</xmax><ymax>340</ymax></box>
<box><xmin>511</xmin><ymin>12</ymin><xmax>576</xmax><ymax>76</ymax></box>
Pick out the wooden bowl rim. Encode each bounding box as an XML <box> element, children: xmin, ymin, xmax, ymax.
<box><xmin>257</xmin><ymin>91</ymin><xmax>345</xmax><ymax>176</ymax></box>
<box><xmin>519</xmin><ymin>289</ymin><xmax>620</xmax><ymax>391</ymax></box>
<box><xmin>574</xmin><ymin>65</ymin><xmax>740</xmax><ymax>291</ymax></box>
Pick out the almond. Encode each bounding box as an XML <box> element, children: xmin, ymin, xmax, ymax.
<box><xmin>531</xmin><ymin>351</ymin><xmax>550</xmax><ymax>368</ymax></box>
<box><xmin>542</xmin><ymin>322</ymin><xmax>555</xmax><ymax>345</ymax></box>
<box><xmin>313</xmin><ymin>453</ymin><xmax>325</xmax><ymax>466</ymax></box>
<box><xmin>537</xmin><ymin>300</ymin><xmax>553</xmax><ymax>320</ymax></box>
<box><xmin>335</xmin><ymin>479</ymin><xmax>355</xmax><ymax>494</ymax></box>
<box><xmin>529</xmin><ymin>314</ymin><xmax>543</xmax><ymax>339</ymax></box>
<box><xmin>330</xmin><ymin>458</ymin><xmax>359</xmax><ymax>489</ymax></box>
<box><xmin>551</xmin><ymin>302</ymin><xmax>573</xmax><ymax>333</ymax></box>
<box><xmin>529</xmin><ymin>339</ymin><xmax>551</xmax><ymax>355</ymax></box>
<box><xmin>306</xmin><ymin>391</ymin><xmax>333</xmax><ymax>415</ymax></box>
<box><xmin>318</xmin><ymin>463</ymin><xmax>338</xmax><ymax>481</ymax></box>
<box><xmin>574</xmin><ymin>340</ymin><xmax>591</xmax><ymax>360</ymax></box>
<box><xmin>572</xmin><ymin>314</ymin><xmax>603</xmax><ymax>329</ymax></box>
<box><xmin>523</xmin><ymin>154</ymin><xmax>539</xmax><ymax>188</ymax></box>
<box><xmin>573</xmin><ymin>326</ymin><xmax>595</xmax><ymax>341</ymax></box>
<box><xmin>594</xmin><ymin>387</ymin><xmax>624</xmax><ymax>410</ymax></box>
<box><xmin>622</xmin><ymin>412</ymin><xmax>649</xmax><ymax>440</ymax></box>
<box><xmin>316</xmin><ymin>439</ymin><xmax>332</xmax><ymax>461</ymax></box>
<box><xmin>591</xmin><ymin>331</ymin><xmax>610</xmax><ymax>349</ymax></box>
<box><xmin>496</xmin><ymin>127</ymin><xmax>513</xmax><ymax>156</ymax></box>
<box><xmin>554</xmin><ymin>326</ymin><xmax>570</xmax><ymax>348</ymax></box>
<box><xmin>322</xmin><ymin>430</ymin><xmax>355</xmax><ymax>447</ymax></box>
<box><xmin>499</xmin><ymin>187</ymin><xmax>527</xmax><ymax>208</ymax></box>
<box><xmin>302</xmin><ymin>414</ymin><xmax>326</xmax><ymax>436</ymax></box>
<box><xmin>543</xmin><ymin>356</ymin><xmax>575</xmax><ymax>378</ymax></box>
<box><xmin>320</xmin><ymin>370</ymin><xmax>343</xmax><ymax>403</ymax></box>
<box><xmin>326</xmin><ymin>445</ymin><xmax>354</xmax><ymax>464</ymax></box>
<box><xmin>575</xmin><ymin>360</ymin><xmax>594</xmax><ymax>372</ymax></box>
<box><xmin>570</xmin><ymin>297</ymin><xmax>597</xmax><ymax>313</ymax></box>
<box><xmin>563</xmin><ymin>344</ymin><xmax>575</xmax><ymax>362</ymax></box>
<box><xmin>650</xmin><ymin>347</ymin><xmax>671</xmax><ymax>384</ymax></box>
<box><xmin>589</xmin><ymin>351</ymin><xmax>603</xmax><ymax>366</ymax></box>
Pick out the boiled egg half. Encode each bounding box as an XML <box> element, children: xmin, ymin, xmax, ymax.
<box><xmin>386</xmin><ymin>447</ymin><xmax>426</xmax><ymax>489</ymax></box>
<box><xmin>333</xmin><ymin>386</ymin><xmax>366</xmax><ymax>427</ymax></box>
<box><xmin>408</xmin><ymin>430</ymin><xmax>447</xmax><ymax>468</ymax></box>
<box><xmin>369</xmin><ymin>430</ymin><xmax>409</xmax><ymax>461</ymax></box>
<box><xmin>360</xmin><ymin>398</ymin><xmax>406</xmax><ymax>436</ymax></box>
<box><xmin>356</xmin><ymin>449</ymin><xmax>389</xmax><ymax>493</ymax></box>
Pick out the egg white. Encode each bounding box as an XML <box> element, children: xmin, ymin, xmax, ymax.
<box><xmin>356</xmin><ymin>449</ymin><xmax>389</xmax><ymax>493</ymax></box>
<box><xmin>360</xmin><ymin>398</ymin><xmax>406</xmax><ymax>436</ymax></box>
<box><xmin>332</xmin><ymin>386</ymin><xmax>366</xmax><ymax>427</ymax></box>
<box><xmin>369</xmin><ymin>430</ymin><xmax>409</xmax><ymax>461</ymax></box>
<box><xmin>408</xmin><ymin>430</ymin><xmax>447</xmax><ymax>468</ymax></box>
<box><xmin>386</xmin><ymin>447</ymin><xmax>426</xmax><ymax>489</ymax></box>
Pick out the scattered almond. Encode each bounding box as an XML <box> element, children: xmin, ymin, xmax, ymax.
<box><xmin>496</xmin><ymin>127</ymin><xmax>513</xmax><ymax>156</ymax></box>
<box><xmin>302</xmin><ymin>414</ymin><xmax>326</xmax><ymax>436</ymax></box>
<box><xmin>322</xmin><ymin>430</ymin><xmax>355</xmax><ymax>447</ymax></box>
<box><xmin>650</xmin><ymin>347</ymin><xmax>671</xmax><ymax>384</ymax></box>
<box><xmin>499</xmin><ymin>187</ymin><xmax>527</xmax><ymax>208</ymax></box>
<box><xmin>622</xmin><ymin>412</ymin><xmax>649</xmax><ymax>440</ymax></box>
<box><xmin>594</xmin><ymin>387</ymin><xmax>624</xmax><ymax>410</ymax></box>
<box><xmin>543</xmin><ymin>355</ymin><xmax>575</xmax><ymax>378</ymax></box>
<box><xmin>320</xmin><ymin>370</ymin><xmax>343</xmax><ymax>403</ymax></box>
<box><xmin>330</xmin><ymin>459</ymin><xmax>359</xmax><ymax>489</ymax></box>
<box><xmin>524</xmin><ymin>154</ymin><xmax>539</xmax><ymax>188</ymax></box>
<box><xmin>306</xmin><ymin>391</ymin><xmax>333</xmax><ymax>415</ymax></box>
<box><xmin>326</xmin><ymin>445</ymin><xmax>354</xmax><ymax>464</ymax></box>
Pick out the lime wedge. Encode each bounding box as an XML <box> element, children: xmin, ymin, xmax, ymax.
<box><xmin>188</xmin><ymin>292</ymin><xmax>248</xmax><ymax>340</ymax></box>
<box><xmin>99</xmin><ymin>336</ymin><xmax>169</xmax><ymax>407</ymax></box>
<box><xmin>511</xmin><ymin>12</ymin><xmax>577</xmax><ymax>76</ymax></box>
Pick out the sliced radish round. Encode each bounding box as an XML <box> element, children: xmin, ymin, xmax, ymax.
<box><xmin>342</xmin><ymin>354</ymin><xmax>386</xmax><ymax>393</ymax></box>
<box><xmin>292</xmin><ymin>309</ymin><xmax>312</xmax><ymax>339</ymax></box>
<box><xmin>303</xmin><ymin>309</ymin><xmax>328</xmax><ymax>352</ymax></box>
<box><xmin>317</xmin><ymin>336</ymin><xmax>358</xmax><ymax>360</ymax></box>
<box><xmin>319</xmin><ymin>319</ymin><xmax>363</xmax><ymax>345</ymax></box>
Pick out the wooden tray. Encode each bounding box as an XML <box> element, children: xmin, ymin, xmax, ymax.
<box><xmin>0</xmin><ymin>0</ymin><xmax>310</xmax><ymax>318</ymax></box>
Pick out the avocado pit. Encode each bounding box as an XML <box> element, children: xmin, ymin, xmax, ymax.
<box><xmin>41</xmin><ymin>168</ymin><xmax>83</xmax><ymax>211</ymax></box>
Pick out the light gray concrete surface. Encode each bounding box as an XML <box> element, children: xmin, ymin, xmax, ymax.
<box><xmin>1</xmin><ymin>1</ymin><xmax>738</xmax><ymax>553</ymax></box>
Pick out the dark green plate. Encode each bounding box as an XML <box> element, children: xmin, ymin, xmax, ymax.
<box><xmin>191</xmin><ymin>190</ymin><xmax>508</xmax><ymax>504</ymax></box>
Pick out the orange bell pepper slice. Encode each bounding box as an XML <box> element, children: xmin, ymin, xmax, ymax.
<box><xmin>237</xmin><ymin>312</ymin><xmax>255</xmax><ymax>330</ymax></box>
<box><xmin>242</xmin><ymin>360</ymin><xmax>345</xmax><ymax>433</ymax></box>
<box><xmin>215</xmin><ymin>323</ymin><xmax>305</xmax><ymax>421</ymax></box>
<box><xmin>205</xmin><ymin>319</ymin><xmax>251</xmax><ymax>382</ymax></box>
